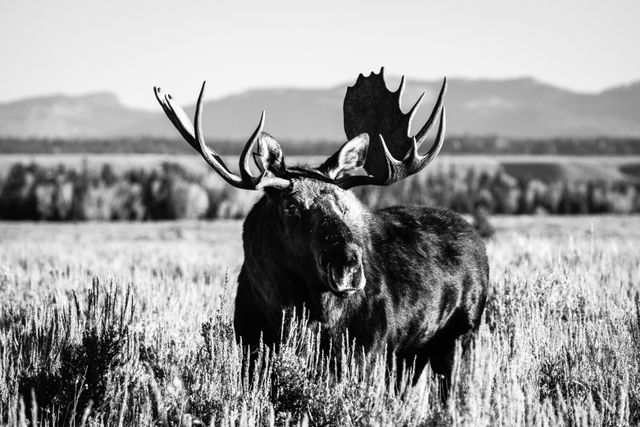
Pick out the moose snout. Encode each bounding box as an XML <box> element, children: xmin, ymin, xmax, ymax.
<box><xmin>323</xmin><ymin>243</ymin><xmax>366</xmax><ymax>294</ymax></box>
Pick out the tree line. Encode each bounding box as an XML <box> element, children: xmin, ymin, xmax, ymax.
<box><xmin>1</xmin><ymin>135</ymin><xmax>640</xmax><ymax>155</ymax></box>
<box><xmin>0</xmin><ymin>161</ymin><xmax>638</xmax><ymax>221</ymax></box>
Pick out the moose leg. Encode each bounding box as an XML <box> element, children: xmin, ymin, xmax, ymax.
<box><xmin>429</xmin><ymin>342</ymin><xmax>455</xmax><ymax>402</ymax></box>
<box><xmin>233</xmin><ymin>270</ymin><xmax>285</xmax><ymax>384</ymax></box>
<box><xmin>233</xmin><ymin>286</ymin><xmax>266</xmax><ymax>348</ymax></box>
<box><xmin>234</xmin><ymin>268</ymin><xmax>284</xmax><ymax>347</ymax></box>
<box><xmin>387</xmin><ymin>348</ymin><xmax>431</xmax><ymax>395</ymax></box>
<box><xmin>407</xmin><ymin>352</ymin><xmax>430</xmax><ymax>386</ymax></box>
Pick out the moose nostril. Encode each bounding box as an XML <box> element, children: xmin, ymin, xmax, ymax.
<box><xmin>328</xmin><ymin>255</ymin><xmax>366</xmax><ymax>293</ymax></box>
<box><xmin>323</xmin><ymin>243</ymin><xmax>362</xmax><ymax>271</ymax></box>
<box><xmin>344</xmin><ymin>244</ymin><xmax>362</xmax><ymax>265</ymax></box>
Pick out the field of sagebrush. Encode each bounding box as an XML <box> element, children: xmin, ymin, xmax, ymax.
<box><xmin>1</xmin><ymin>216</ymin><xmax>639</xmax><ymax>426</ymax></box>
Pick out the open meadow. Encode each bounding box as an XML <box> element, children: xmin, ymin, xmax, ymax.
<box><xmin>1</xmin><ymin>216</ymin><xmax>639</xmax><ymax>426</ymax></box>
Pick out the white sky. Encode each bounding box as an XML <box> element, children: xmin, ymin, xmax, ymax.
<box><xmin>1</xmin><ymin>0</ymin><xmax>639</xmax><ymax>109</ymax></box>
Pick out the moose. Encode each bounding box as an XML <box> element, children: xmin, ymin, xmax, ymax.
<box><xmin>154</xmin><ymin>68</ymin><xmax>489</xmax><ymax>394</ymax></box>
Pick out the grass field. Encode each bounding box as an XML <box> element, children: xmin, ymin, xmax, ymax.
<box><xmin>1</xmin><ymin>216</ymin><xmax>639</xmax><ymax>425</ymax></box>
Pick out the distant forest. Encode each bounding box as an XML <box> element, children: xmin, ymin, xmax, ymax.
<box><xmin>1</xmin><ymin>136</ymin><xmax>640</xmax><ymax>155</ymax></box>
<box><xmin>1</xmin><ymin>160</ymin><xmax>638</xmax><ymax>221</ymax></box>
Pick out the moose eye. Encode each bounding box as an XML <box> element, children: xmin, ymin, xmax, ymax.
<box><xmin>283</xmin><ymin>202</ymin><xmax>300</xmax><ymax>218</ymax></box>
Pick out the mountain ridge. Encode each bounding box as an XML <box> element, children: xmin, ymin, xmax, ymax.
<box><xmin>1</xmin><ymin>76</ymin><xmax>639</xmax><ymax>140</ymax></box>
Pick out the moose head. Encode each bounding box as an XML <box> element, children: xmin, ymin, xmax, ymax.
<box><xmin>154</xmin><ymin>68</ymin><xmax>446</xmax><ymax>296</ymax></box>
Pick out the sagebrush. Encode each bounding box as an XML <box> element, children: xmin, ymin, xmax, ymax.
<box><xmin>0</xmin><ymin>218</ymin><xmax>638</xmax><ymax>425</ymax></box>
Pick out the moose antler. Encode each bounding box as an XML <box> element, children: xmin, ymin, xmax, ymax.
<box><xmin>153</xmin><ymin>82</ymin><xmax>290</xmax><ymax>190</ymax></box>
<box><xmin>155</xmin><ymin>70</ymin><xmax>445</xmax><ymax>192</ymax></box>
<box><xmin>326</xmin><ymin>67</ymin><xmax>446</xmax><ymax>189</ymax></box>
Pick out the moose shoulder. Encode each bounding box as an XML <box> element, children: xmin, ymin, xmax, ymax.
<box><xmin>154</xmin><ymin>68</ymin><xmax>489</xmax><ymax>393</ymax></box>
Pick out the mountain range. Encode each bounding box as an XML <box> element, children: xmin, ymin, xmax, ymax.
<box><xmin>1</xmin><ymin>76</ymin><xmax>639</xmax><ymax>141</ymax></box>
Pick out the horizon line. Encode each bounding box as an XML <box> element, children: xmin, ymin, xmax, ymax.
<box><xmin>2</xmin><ymin>73</ymin><xmax>639</xmax><ymax>111</ymax></box>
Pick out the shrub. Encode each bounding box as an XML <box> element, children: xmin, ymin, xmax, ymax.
<box><xmin>1</xmin><ymin>160</ymin><xmax>639</xmax><ymax>220</ymax></box>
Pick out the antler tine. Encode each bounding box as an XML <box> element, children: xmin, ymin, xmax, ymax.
<box><xmin>413</xmin><ymin>77</ymin><xmax>447</xmax><ymax>146</ymax></box>
<box><xmin>380</xmin><ymin>134</ymin><xmax>405</xmax><ymax>184</ymax></box>
<box><xmin>421</xmin><ymin>105</ymin><xmax>446</xmax><ymax>164</ymax></box>
<box><xmin>406</xmin><ymin>92</ymin><xmax>426</xmax><ymax>136</ymax></box>
<box><xmin>396</xmin><ymin>75</ymin><xmax>406</xmax><ymax>96</ymax></box>
<box><xmin>238</xmin><ymin>111</ymin><xmax>266</xmax><ymax>184</ymax></box>
<box><xmin>192</xmin><ymin>82</ymin><xmax>249</xmax><ymax>188</ymax></box>
<box><xmin>405</xmin><ymin>106</ymin><xmax>446</xmax><ymax>171</ymax></box>
<box><xmin>165</xmin><ymin>93</ymin><xmax>196</xmax><ymax>138</ymax></box>
<box><xmin>154</xmin><ymin>87</ymin><xmax>197</xmax><ymax>147</ymax></box>
<box><xmin>155</xmin><ymin>82</ymin><xmax>277</xmax><ymax>190</ymax></box>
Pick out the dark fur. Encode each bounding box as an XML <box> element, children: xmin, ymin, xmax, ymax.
<box><xmin>234</xmin><ymin>181</ymin><xmax>489</xmax><ymax>391</ymax></box>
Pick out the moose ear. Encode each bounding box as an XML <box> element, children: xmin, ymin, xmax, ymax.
<box><xmin>254</xmin><ymin>132</ymin><xmax>286</xmax><ymax>176</ymax></box>
<box><xmin>319</xmin><ymin>133</ymin><xmax>369</xmax><ymax>179</ymax></box>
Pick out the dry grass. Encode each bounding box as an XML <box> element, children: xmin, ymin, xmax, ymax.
<box><xmin>0</xmin><ymin>216</ymin><xmax>639</xmax><ymax>426</ymax></box>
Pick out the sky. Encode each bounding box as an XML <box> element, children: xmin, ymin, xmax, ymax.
<box><xmin>1</xmin><ymin>0</ymin><xmax>639</xmax><ymax>110</ymax></box>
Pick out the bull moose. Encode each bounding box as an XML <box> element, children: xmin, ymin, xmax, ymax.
<box><xmin>154</xmin><ymin>68</ymin><xmax>489</xmax><ymax>394</ymax></box>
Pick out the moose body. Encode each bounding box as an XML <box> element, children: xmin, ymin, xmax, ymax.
<box><xmin>235</xmin><ymin>182</ymin><xmax>488</xmax><ymax>384</ymax></box>
<box><xmin>155</xmin><ymin>68</ymin><xmax>489</xmax><ymax>391</ymax></box>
